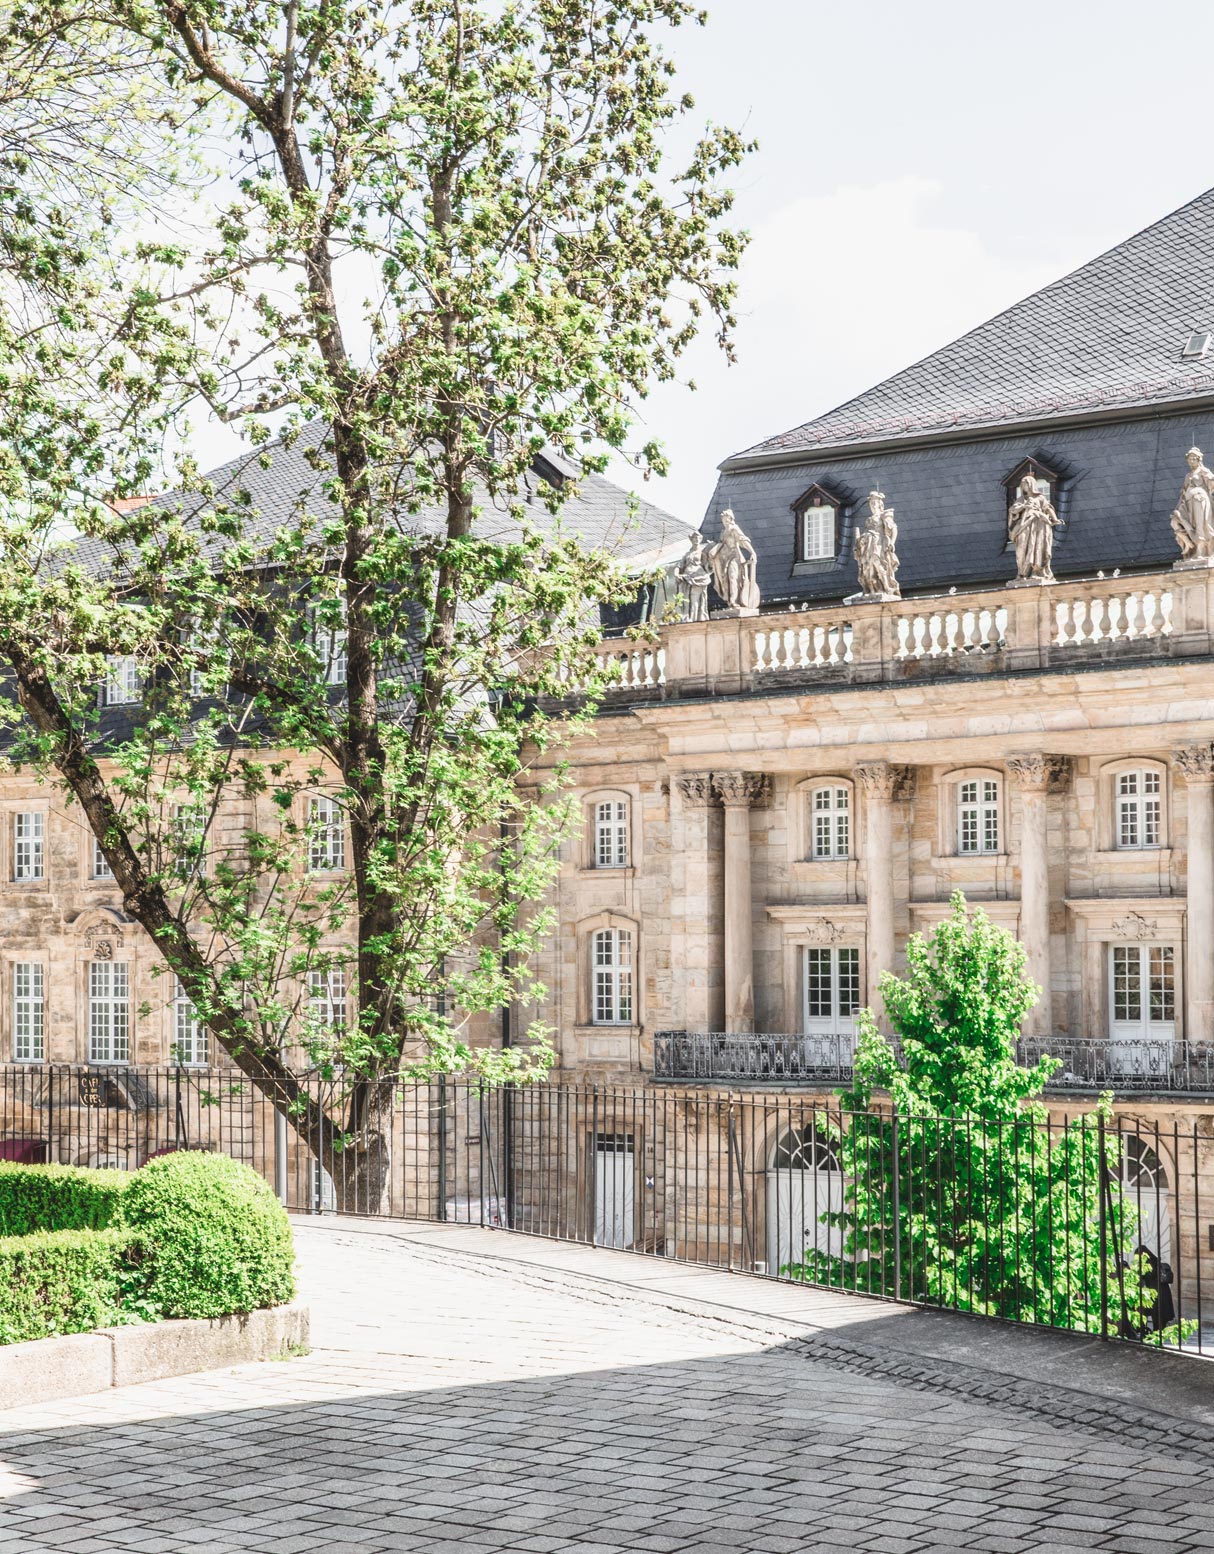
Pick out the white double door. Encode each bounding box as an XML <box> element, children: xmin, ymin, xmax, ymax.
<box><xmin>1109</xmin><ymin>943</ymin><xmax>1176</xmax><ymax>1081</ymax></box>
<box><xmin>766</xmin><ymin>1160</ymin><xmax>844</xmax><ymax>1275</ymax></box>
<box><xmin>802</xmin><ymin>945</ymin><xmax>860</xmax><ymax>1059</ymax></box>
<box><xmin>593</xmin><ymin>1135</ymin><xmax>635</xmax><ymax>1250</ymax></box>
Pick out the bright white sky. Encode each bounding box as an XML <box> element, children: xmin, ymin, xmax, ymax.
<box><xmin>188</xmin><ymin>0</ymin><xmax>1214</xmax><ymax>530</ymax></box>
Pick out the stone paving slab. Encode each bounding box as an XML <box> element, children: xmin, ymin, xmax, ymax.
<box><xmin>0</xmin><ymin>1220</ymin><xmax>1212</xmax><ymax>1552</ymax></box>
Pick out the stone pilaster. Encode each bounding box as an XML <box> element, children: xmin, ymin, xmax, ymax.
<box><xmin>712</xmin><ymin>772</ymin><xmax>769</xmax><ymax>1034</ymax></box>
<box><xmin>1007</xmin><ymin>753</ymin><xmax>1069</xmax><ymax>1036</ymax></box>
<box><xmin>1175</xmin><ymin>745</ymin><xmax>1214</xmax><ymax>1044</ymax></box>
<box><xmin>672</xmin><ymin>773</ymin><xmax>719</xmax><ymax>1034</ymax></box>
<box><xmin>855</xmin><ymin>762</ymin><xmax>909</xmax><ymax>1020</ymax></box>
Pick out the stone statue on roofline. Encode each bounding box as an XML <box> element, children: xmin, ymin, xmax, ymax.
<box><xmin>1007</xmin><ymin>473</ymin><xmax>1062</xmax><ymax>586</ymax></box>
<box><xmin>674</xmin><ymin>530</ymin><xmax>712</xmax><ymax>622</ymax></box>
<box><xmin>852</xmin><ymin>490</ymin><xmax>901</xmax><ymax>601</ymax></box>
<box><xmin>1170</xmin><ymin>446</ymin><xmax>1214</xmax><ymax>567</ymax></box>
<box><xmin>707</xmin><ymin>508</ymin><xmax>760</xmax><ymax>616</ymax></box>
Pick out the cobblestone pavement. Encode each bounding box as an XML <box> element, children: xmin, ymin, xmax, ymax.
<box><xmin>1</xmin><ymin>1221</ymin><xmax>1213</xmax><ymax>1554</ymax></box>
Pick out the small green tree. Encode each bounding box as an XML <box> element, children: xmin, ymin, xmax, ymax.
<box><xmin>788</xmin><ymin>893</ymin><xmax>1182</xmax><ymax>1342</ymax></box>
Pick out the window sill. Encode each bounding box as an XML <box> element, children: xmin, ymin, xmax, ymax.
<box><xmin>790</xmin><ymin>558</ymin><xmax>841</xmax><ymax>577</ymax></box>
<box><xmin>580</xmin><ymin>866</ymin><xmax>636</xmax><ymax>879</ymax></box>
<box><xmin>574</xmin><ymin>1024</ymin><xmax>641</xmax><ymax>1036</ymax></box>
<box><xmin>1092</xmin><ymin>848</ymin><xmax>1174</xmax><ymax>864</ymax></box>
<box><xmin>928</xmin><ymin>853</ymin><xmax>1010</xmax><ymax>869</ymax></box>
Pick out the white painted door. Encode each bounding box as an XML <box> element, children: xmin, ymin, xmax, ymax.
<box><xmin>1109</xmin><ymin>944</ymin><xmax>1176</xmax><ymax>1079</ymax></box>
<box><xmin>802</xmin><ymin>945</ymin><xmax>860</xmax><ymax>1064</ymax></box>
<box><xmin>766</xmin><ymin>1127</ymin><xmax>844</xmax><ymax>1276</ymax></box>
<box><xmin>593</xmin><ymin>1137</ymin><xmax>635</xmax><ymax>1249</ymax></box>
<box><xmin>1117</xmin><ymin>1134</ymin><xmax>1173</xmax><ymax>1264</ymax></box>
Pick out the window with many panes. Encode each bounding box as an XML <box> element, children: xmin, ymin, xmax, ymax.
<box><xmin>309</xmin><ymin>602</ymin><xmax>348</xmax><ymax>686</ymax></box>
<box><xmin>307</xmin><ymin>968</ymin><xmax>347</xmax><ymax>1034</ymax></box>
<box><xmin>1115</xmin><ymin>769</ymin><xmax>1162</xmax><ymax>849</ymax></box>
<box><xmin>1111</xmin><ymin>944</ymin><xmax>1176</xmax><ymax>1039</ymax></box>
<box><xmin>592</xmin><ymin>928</ymin><xmax>633</xmax><ymax>1025</ymax></box>
<box><xmin>593</xmin><ymin>800</ymin><xmax>628</xmax><ymax>868</ymax></box>
<box><xmin>958</xmin><ymin>778</ymin><xmax>1000</xmax><ymax>855</ymax></box>
<box><xmin>171</xmin><ymin>977</ymin><xmax>207</xmax><ymax>1065</ymax></box>
<box><xmin>802</xmin><ymin>946</ymin><xmax>860</xmax><ymax>1032</ymax></box>
<box><xmin>13</xmin><ymin>962</ymin><xmax>44</xmax><ymax>1062</ymax></box>
<box><xmin>89</xmin><ymin>961</ymin><xmax>129</xmax><ymax>1063</ymax></box>
<box><xmin>12</xmin><ymin>813</ymin><xmax>44</xmax><ymax>881</ymax></box>
<box><xmin>92</xmin><ymin>837</ymin><xmax>114</xmax><ymax>880</ymax></box>
<box><xmin>810</xmin><ymin>785</ymin><xmax>849</xmax><ymax>860</ymax></box>
<box><xmin>308</xmin><ymin>796</ymin><xmax>345</xmax><ymax>871</ymax></box>
<box><xmin>101</xmin><ymin>655</ymin><xmax>140</xmax><ymax>706</ymax></box>
<box><xmin>800</xmin><ymin>504</ymin><xmax>836</xmax><ymax>561</ymax></box>
<box><xmin>169</xmin><ymin>804</ymin><xmax>206</xmax><ymax>879</ymax></box>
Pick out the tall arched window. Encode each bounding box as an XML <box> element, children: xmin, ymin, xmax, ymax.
<box><xmin>592</xmin><ymin>927</ymin><xmax>633</xmax><ymax>1025</ymax></box>
<box><xmin>593</xmin><ymin>799</ymin><xmax>629</xmax><ymax>868</ymax></box>
<box><xmin>809</xmin><ymin>784</ymin><xmax>850</xmax><ymax>860</ymax></box>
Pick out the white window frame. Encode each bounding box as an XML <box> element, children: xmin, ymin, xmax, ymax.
<box><xmin>13</xmin><ymin>962</ymin><xmax>44</xmax><ymax>1062</ymax></box>
<box><xmin>171</xmin><ymin>977</ymin><xmax>208</xmax><ymax>1066</ymax></box>
<box><xmin>92</xmin><ymin>837</ymin><xmax>114</xmax><ymax>881</ymax></box>
<box><xmin>957</xmin><ymin>777</ymin><xmax>1000</xmax><ymax>855</ymax></box>
<box><xmin>169</xmin><ymin>803</ymin><xmax>207</xmax><ymax>880</ymax></box>
<box><xmin>307</xmin><ymin>967</ymin><xmax>348</xmax><ymax>1036</ymax></box>
<box><xmin>308</xmin><ymin>796</ymin><xmax>346</xmax><ymax>872</ymax></box>
<box><xmin>12</xmin><ymin>812</ymin><xmax>44</xmax><ymax>881</ymax></box>
<box><xmin>89</xmin><ymin>961</ymin><xmax>130</xmax><ymax>1064</ymax></box>
<box><xmin>802</xmin><ymin>945</ymin><xmax>861</xmax><ymax>1035</ymax></box>
<box><xmin>592</xmin><ymin>928</ymin><xmax>633</xmax><ymax>1026</ymax></box>
<box><xmin>1114</xmin><ymin>768</ymin><xmax>1163</xmax><ymax>851</ymax></box>
<box><xmin>593</xmin><ymin>799</ymin><xmax>629</xmax><ymax>869</ymax></box>
<box><xmin>809</xmin><ymin>785</ymin><xmax>850</xmax><ymax>861</ymax></box>
<box><xmin>309</xmin><ymin>601</ymin><xmax>348</xmax><ymax>687</ymax></box>
<box><xmin>800</xmin><ymin>503</ymin><xmax>836</xmax><ymax>562</ymax></box>
<box><xmin>1109</xmin><ymin>943</ymin><xmax>1176</xmax><ymax>1042</ymax></box>
<box><xmin>101</xmin><ymin>655</ymin><xmax>141</xmax><ymax>707</ymax></box>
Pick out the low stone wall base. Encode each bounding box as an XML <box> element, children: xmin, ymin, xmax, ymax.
<box><xmin>0</xmin><ymin>1303</ymin><xmax>310</xmax><ymax>1411</ymax></box>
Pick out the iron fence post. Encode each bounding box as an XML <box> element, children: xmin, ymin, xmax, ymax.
<box><xmin>437</xmin><ymin>1076</ymin><xmax>448</xmax><ymax>1220</ymax></box>
<box><xmin>891</xmin><ymin>1110</ymin><xmax>902</xmax><ymax>1300</ymax></box>
<box><xmin>1097</xmin><ymin>1114</ymin><xmax>1109</xmax><ymax>1341</ymax></box>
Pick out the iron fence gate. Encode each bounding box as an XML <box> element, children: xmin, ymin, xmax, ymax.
<box><xmin>0</xmin><ymin>1067</ymin><xmax>1209</xmax><ymax>1355</ymax></box>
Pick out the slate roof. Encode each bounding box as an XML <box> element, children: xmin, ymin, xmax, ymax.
<box><xmin>729</xmin><ymin>186</ymin><xmax>1214</xmax><ymax>464</ymax></box>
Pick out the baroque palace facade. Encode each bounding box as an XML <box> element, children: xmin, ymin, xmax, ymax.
<box><xmin>529</xmin><ymin>187</ymin><xmax>1214</xmax><ymax>1283</ymax></box>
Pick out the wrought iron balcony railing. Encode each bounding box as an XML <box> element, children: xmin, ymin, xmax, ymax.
<box><xmin>654</xmin><ymin>1030</ymin><xmax>1214</xmax><ymax>1094</ymax></box>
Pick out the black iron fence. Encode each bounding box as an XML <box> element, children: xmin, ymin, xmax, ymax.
<box><xmin>1</xmin><ymin>1066</ymin><xmax>1209</xmax><ymax>1355</ymax></box>
<box><xmin>655</xmin><ymin>1030</ymin><xmax>1214</xmax><ymax>1094</ymax></box>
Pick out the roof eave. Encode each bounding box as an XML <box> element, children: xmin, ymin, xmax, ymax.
<box><xmin>718</xmin><ymin>390</ymin><xmax>1214</xmax><ymax>473</ymax></box>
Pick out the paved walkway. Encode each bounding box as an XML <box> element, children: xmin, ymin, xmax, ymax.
<box><xmin>1</xmin><ymin>1220</ymin><xmax>1213</xmax><ymax>1553</ymax></box>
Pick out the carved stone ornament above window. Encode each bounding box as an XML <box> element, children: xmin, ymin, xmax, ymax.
<box><xmin>1112</xmin><ymin>911</ymin><xmax>1159</xmax><ymax>940</ymax></box>
<box><xmin>799</xmin><ymin>916</ymin><xmax>848</xmax><ymax>945</ymax></box>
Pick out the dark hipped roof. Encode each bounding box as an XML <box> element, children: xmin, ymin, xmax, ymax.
<box><xmin>729</xmin><ymin>186</ymin><xmax>1214</xmax><ymax>465</ymax></box>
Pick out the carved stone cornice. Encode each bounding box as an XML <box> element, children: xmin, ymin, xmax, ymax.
<box><xmin>854</xmin><ymin>761</ymin><xmax>911</xmax><ymax>801</ymax></box>
<box><xmin>1006</xmin><ymin>753</ymin><xmax>1071</xmax><ymax>793</ymax></box>
<box><xmin>1173</xmin><ymin>743</ymin><xmax>1214</xmax><ymax>784</ymax></box>
<box><xmin>675</xmin><ymin>772</ymin><xmax>717</xmax><ymax>808</ymax></box>
<box><xmin>712</xmin><ymin>771</ymin><xmax>771</xmax><ymax>809</ymax></box>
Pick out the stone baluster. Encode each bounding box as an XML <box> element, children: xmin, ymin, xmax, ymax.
<box><xmin>1007</xmin><ymin>753</ymin><xmax>1069</xmax><ymax>1037</ymax></box>
<box><xmin>711</xmin><ymin>772</ymin><xmax>770</xmax><ymax>1034</ymax></box>
<box><xmin>855</xmin><ymin>762</ymin><xmax>909</xmax><ymax>1019</ymax></box>
<box><xmin>1175</xmin><ymin>745</ymin><xmax>1214</xmax><ymax>1045</ymax></box>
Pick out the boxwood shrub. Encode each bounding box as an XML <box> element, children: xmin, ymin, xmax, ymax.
<box><xmin>121</xmin><ymin>1152</ymin><xmax>295</xmax><ymax>1319</ymax></box>
<box><xmin>0</xmin><ymin>1228</ymin><xmax>133</xmax><ymax>1344</ymax></box>
<box><xmin>0</xmin><ymin>1162</ymin><xmax>130</xmax><ymax>1237</ymax></box>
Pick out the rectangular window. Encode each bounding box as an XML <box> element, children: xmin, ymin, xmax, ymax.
<box><xmin>12</xmin><ymin>813</ymin><xmax>44</xmax><ymax>881</ymax></box>
<box><xmin>1111</xmin><ymin>943</ymin><xmax>1175</xmax><ymax>1038</ymax></box>
<box><xmin>13</xmin><ymin>962</ymin><xmax>44</xmax><ymax>1062</ymax></box>
<box><xmin>592</xmin><ymin>928</ymin><xmax>633</xmax><ymax>1025</ymax></box>
<box><xmin>958</xmin><ymin>779</ymin><xmax>1000</xmax><ymax>855</ymax></box>
<box><xmin>89</xmin><ymin>961</ymin><xmax>129</xmax><ymax>1063</ymax></box>
<box><xmin>309</xmin><ymin>602</ymin><xmax>348</xmax><ymax>687</ymax></box>
<box><xmin>307</xmin><ymin>968</ymin><xmax>347</xmax><ymax>1035</ymax></box>
<box><xmin>169</xmin><ymin>804</ymin><xmax>206</xmax><ymax>879</ymax></box>
<box><xmin>593</xmin><ymin>800</ymin><xmax>629</xmax><ymax>868</ymax></box>
<box><xmin>171</xmin><ymin>977</ymin><xmax>207</xmax><ymax>1066</ymax></box>
<box><xmin>802</xmin><ymin>945</ymin><xmax>860</xmax><ymax>1032</ymax></box>
<box><xmin>92</xmin><ymin>837</ymin><xmax>114</xmax><ymax>880</ymax></box>
<box><xmin>801</xmin><ymin>504</ymin><xmax>835</xmax><ymax>562</ymax></box>
<box><xmin>101</xmin><ymin>655</ymin><xmax>140</xmax><ymax>706</ymax></box>
<box><xmin>811</xmin><ymin>786</ymin><xmax>849</xmax><ymax>860</ymax></box>
<box><xmin>308</xmin><ymin>796</ymin><xmax>345</xmax><ymax>871</ymax></box>
<box><xmin>1115</xmin><ymin>769</ymin><xmax>1162</xmax><ymax>850</ymax></box>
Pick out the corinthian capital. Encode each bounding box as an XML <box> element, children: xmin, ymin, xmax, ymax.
<box><xmin>854</xmin><ymin>761</ymin><xmax>910</xmax><ymax>800</ymax></box>
<box><xmin>675</xmin><ymin>772</ymin><xmax>717</xmax><ymax>807</ymax></box>
<box><xmin>712</xmin><ymin>771</ymin><xmax>771</xmax><ymax>809</ymax></box>
<box><xmin>1174</xmin><ymin>744</ymin><xmax>1214</xmax><ymax>783</ymax></box>
<box><xmin>1006</xmin><ymin>753</ymin><xmax>1071</xmax><ymax>793</ymax></box>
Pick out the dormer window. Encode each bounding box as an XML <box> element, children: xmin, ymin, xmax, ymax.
<box><xmin>792</xmin><ymin>484</ymin><xmax>841</xmax><ymax>564</ymax></box>
<box><xmin>1004</xmin><ymin>456</ymin><xmax>1059</xmax><ymax>513</ymax></box>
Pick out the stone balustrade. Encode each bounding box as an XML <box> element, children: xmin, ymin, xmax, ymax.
<box><xmin>593</xmin><ymin>564</ymin><xmax>1213</xmax><ymax>699</ymax></box>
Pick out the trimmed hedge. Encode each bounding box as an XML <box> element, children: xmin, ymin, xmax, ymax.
<box><xmin>121</xmin><ymin>1152</ymin><xmax>295</xmax><ymax>1319</ymax></box>
<box><xmin>0</xmin><ymin>1162</ymin><xmax>130</xmax><ymax>1237</ymax></box>
<box><xmin>0</xmin><ymin>1228</ymin><xmax>132</xmax><ymax>1344</ymax></box>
